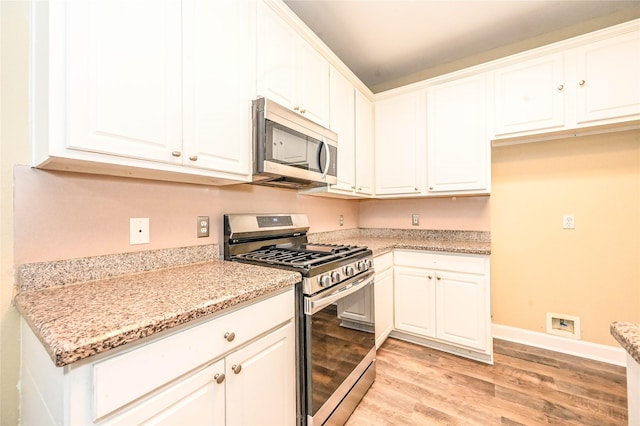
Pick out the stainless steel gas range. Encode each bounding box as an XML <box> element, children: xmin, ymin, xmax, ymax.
<box><xmin>223</xmin><ymin>214</ymin><xmax>376</xmax><ymax>426</ymax></box>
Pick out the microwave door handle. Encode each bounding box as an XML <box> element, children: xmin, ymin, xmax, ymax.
<box><xmin>319</xmin><ymin>137</ymin><xmax>330</xmax><ymax>180</ymax></box>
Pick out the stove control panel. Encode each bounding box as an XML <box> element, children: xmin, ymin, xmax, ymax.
<box><xmin>304</xmin><ymin>254</ymin><xmax>374</xmax><ymax>295</ymax></box>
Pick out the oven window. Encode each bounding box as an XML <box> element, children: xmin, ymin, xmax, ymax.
<box><xmin>306</xmin><ymin>284</ymin><xmax>375</xmax><ymax>417</ymax></box>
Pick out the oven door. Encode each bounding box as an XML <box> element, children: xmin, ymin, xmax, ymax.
<box><xmin>303</xmin><ymin>270</ymin><xmax>376</xmax><ymax>426</ymax></box>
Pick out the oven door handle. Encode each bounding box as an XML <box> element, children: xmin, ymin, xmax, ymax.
<box><xmin>304</xmin><ymin>270</ymin><xmax>375</xmax><ymax>315</ymax></box>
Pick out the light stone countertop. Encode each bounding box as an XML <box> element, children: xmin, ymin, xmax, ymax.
<box><xmin>328</xmin><ymin>237</ymin><xmax>491</xmax><ymax>257</ymax></box>
<box><xmin>15</xmin><ymin>260</ymin><xmax>300</xmax><ymax>367</ymax></box>
<box><xmin>611</xmin><ymin>321</ymin><xmax>640</xmax><ymax>365</ymax></box>
<box><xmin>15</xmin><ymin>229</ymin><xmax>489</xmax><ymax>368</ymax></box>
<box><xmin>309</xmin><ymin>228</ymin><xmax>491</xmax><ymax>256</ymax></box>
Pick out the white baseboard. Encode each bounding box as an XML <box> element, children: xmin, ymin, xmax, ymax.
<box><xmin>492</xmin><ymin>323</ymin><xmax>626</xmax><ymax>367</ymax></box>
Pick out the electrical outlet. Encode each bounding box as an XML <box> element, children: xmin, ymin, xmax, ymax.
<box><xmin>339</xmin><ymin>215</ymin><xmax>344</xmax><ymax>227</ymax></box>
<box><xmin>197</xmin><ymin>216</ymin><xmax>209</xmax><ymax>238</ymax></box>
<box><xmin>130</xmin><ymin>218</ymin><xmax>150</xmax><ymax>245</ymax></box>
<box><xmin>563</xmin><ymin>214</ymin><xmax>575</xmax><ymax>229</ymax></box>
<box><xmin>412</xmin><ymin>214</ymin><xmax>419</xmax><ymax>226</ymax></box>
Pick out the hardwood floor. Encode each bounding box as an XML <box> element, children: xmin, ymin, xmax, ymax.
<box><xmin>346</xmin><ymin>338</ymin><xmax>628</xmax><ymax>425</ymax></box>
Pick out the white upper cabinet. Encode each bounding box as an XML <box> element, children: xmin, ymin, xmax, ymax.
<box><xmin>573</xmin><ymin>30</ymin><xmax>640</xmax><ymax>125</ymax></box>
<box><xmin>322</xmin><ymin>68</ymin><xmax>374</xmax><ymax>197</ymax></box>
<box><xmin>65</xmin><ymin>0</ymin><xmax>183</xmax><ymax>162</ymax></box>
<box><xmin>257</xmin><ymin>2</ymin><xmax>330</xmax><ymax>127</ymax></box>
<box><xmin>426</xmin><ymin>73</ymin><xmax>490</xmax><ymax>194</ymax></box>
<box><xmin>355</xmin><ymin>90</ymin><xmax>375</xmax><ymax>195</ymax></box>
<box><xmin>182</xmin><ymin>0</ymin><xmax>253</xmax><ymax>175</ymax></box>
<box><xmin>32</xmin><ymin>0</ymin><xmax>253</xmax><ymax>185</ymax></box>
<box><xmin>493</xmin><ymin>25</ymin><xmax>640</xmax><ymax>140</ymax></box>
<box><xmin>329</xmin><ymin>69</ymin><xmax>356</xmax><ymax>192</ymax></box>
<box><xmin>375</xmin><ymin>90</ymin><xmax>426</xmax><ymax>196</ymax></box>
<box><xmin>493</xmin><ymin>53</ymin><xmax>565</xmax><ymax>136</ymax></box>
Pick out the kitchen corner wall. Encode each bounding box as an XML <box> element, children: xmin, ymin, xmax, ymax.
<box><xmin>359</xmin><ymin>196</ymin><xmax>490</xmax><ymax>231</ymax></box>
<box><xmin>491</xmin><ymin>129</ymin><xmax>640</xmax><ymax>347</ymax></box>
<box><xmin>13</xmin><ymin>166</ymin><xmax>360</xmax><ymax>265</ymax></box>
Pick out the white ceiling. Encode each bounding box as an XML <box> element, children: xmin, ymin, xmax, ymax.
<box><xmin>283</xmin><ymin>0</ymin><xmax>640</xmax><ymax>93</ymax></box>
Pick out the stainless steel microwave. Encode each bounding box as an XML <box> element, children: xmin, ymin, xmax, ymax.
<box><xmin>252</xmin><ymin>97</ymin><xmax>338</xmax><ymax>189</ymax></box>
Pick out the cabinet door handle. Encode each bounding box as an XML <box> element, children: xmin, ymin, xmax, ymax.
<box><xmin>300</xmin><ymin>108</ymin><xmax>306</xmax><ymax>114</ymax></box>
<box><xmin>578</xmin><ymin>80</ymin><xmax>586</xmax><ymax>86</ymax></box>
<box><xmin>232</xmin><ymin>364</ymin><xmax>242</xmax><ymax>374</ymax></box>
<box><xmin>224</xmin><ymin>331</ymin><xmax>235</xmax><ymax>342</ymax></box>
<box><xmin>189</xmin><ymin>155</ymin><xmax>198</xmax><ymax>161</ymax></box>
<box><xmin>557</xmin><ymin>84</ymin><xmax>564</xmax><ymax>91</ymax></box>
<box><xmin>171</xmin><ymin>151</ymin><xmax>182</xmax><ymax>157</ymax></box>
<box><xmin>294</xmin><ymin>106</ymin><xmax>300</xmax><ymax>111</ymax></box>
<box><xmin>214</xmin><ymin>373</ymin><xmax>225</xmax><ymax>384</ymax></box>
<box><xmin>436</xmin><ymin>276</ymin><xmax>441</xmax><ymax>280</ymax></box>
<box><xmin>428</xmin><ymin>275</ymin><xmax>433</xmax><ymax>279</ymax></box>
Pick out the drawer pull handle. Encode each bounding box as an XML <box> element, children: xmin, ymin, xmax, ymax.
<box><xmin>171</xmin><ymin>151</ymin><xmax>182</xmax><ymax>157</ymax></box>
<box><xmin>578</xmin><ymin>80</ymin><xmax>586</xmax><ymax>86</ymax></box>
<box><xmin>189</xmin><ymin>155</ymin><xmax>198</xmax><ymax>161</ymax></box>
<box><xmin>436</xmin><ymin>276</ymin><xmax>441</xmax><ymax>280</ymax></box>
<box><xmin>232</xmin><ymin>364</ymin><xmax>242</xmax><ymax>374</ymax></box>
<box><xmin>428</xmin><ymin>275</ymin><xmax>433</xmax><ymax>279</ymax></box>
<box><xmin>224</xmin><ymin>331</ymin><xmax>235</xmax><ymax>342</ymax></box>
<box><xmin>557</xmin><ymin>84</ymin><xmax>564</xmax><ymax>91</ymax></box>
<box><xmin>214</xmin><ymin>373</ymin><xmax>225</xmax><ymax>384</ymax></box>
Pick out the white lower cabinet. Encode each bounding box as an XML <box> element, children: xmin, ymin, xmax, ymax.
<box><xmin>20</xmin><ymin>289</ymin><xmax>295</xmax><ymax>426</ymax></box>
<box><xmin>392</xmin><ymin>250</ymin><xmax>492</xmax><ymax>363</ymax></box>
<box><xmin>374</xmin><ymin>252</ymin><xmax>394</xmax><ymax>348</ymax></box>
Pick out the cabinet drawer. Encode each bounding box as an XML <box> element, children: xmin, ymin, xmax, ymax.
<box><xmin>394</xmin><ymin>250</ymin><xmax>487</xmax><ymax>274</ymax></box>
<box><xmin>374</xmin><ymin>252</ymin><xmax>393</xmax><ymax>272</ymax></box>
<box><xmin>93</xmin><ymin>288</ymin><xmax>293</xmax><ymax>420</ymax></box>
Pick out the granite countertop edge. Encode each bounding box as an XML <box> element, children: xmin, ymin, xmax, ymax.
<box><xmin>15</xmin><ymin>260</ymin><xmax>301</xmax><ymax>367</ymax></box>
<box><xmin>315</xmin><ymin>236</ymin><xmax>491</xmax><ymax>256</ymax></box>
<box><xmin>610</xmin><ymin>321</ymin><xmax>640</xmax><ymax>365</ymax></box>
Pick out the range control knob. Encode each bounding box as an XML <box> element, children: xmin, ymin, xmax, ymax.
<box><xmin>331</xmin><ymin>271</ymin><xmax>341</xmax><ymax>283</ymax></box>
<box><xmin>344</xmin><ymin>266</ymin><xmax>355</xmax><ymax>277</ymax></box>
<box><xmin>366</xmin><ymin>259</ymin><xmax>373</xmax><ymax>268</ymax></box>
<box><xmin>357</xmin><ymin>261</ymin><xmax>368</xmax><ymax>272</ymax></box>
<box><xmin>319</xmin><ymin>275</ymin><xmax>332</xmax><ymax>288</ymax></box>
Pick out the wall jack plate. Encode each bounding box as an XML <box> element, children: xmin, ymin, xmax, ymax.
<box><xmin>412</xmin><ymin>214</ymin><xmax>420</xmax><ymax>226</ymax></box>
<box><xmin>563</xmin><ymin>214</ymin><xmax>575</xmax><ymax>229</ymax></box>
<box><xmin>130</xmin><ymin>218</ymin><xmax>150</xmax><ymax>245</ymax></box>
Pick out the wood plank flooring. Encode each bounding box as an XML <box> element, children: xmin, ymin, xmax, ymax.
<box><xmin>345</xmin><ymin>338</ymin><xmax>627</xmax><ymax>425</ymax></box>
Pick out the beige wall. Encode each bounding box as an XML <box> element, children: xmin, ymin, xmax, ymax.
<box><xmin>1</xmin><ymin>1</ymin><xmax>30</xmax><ymax>424</ymax></box>
<box><xmin>359</xmin><ymin>196</ymin><xmax>490</xmax><ymax>231</ymax></box>
<box><xmin>491</xmin><ymin>130</ymin><xmax>640</xmax><ymax>346</ymax></box>
<box><xmin>13</xmin><ymin>167</ymin><xmax>360</xmax><ymax>264</ymax></box>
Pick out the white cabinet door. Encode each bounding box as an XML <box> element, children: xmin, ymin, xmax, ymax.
<box><xmin>104</xmin><ymin>360</ymin><xmax>226</xmax><ymax>426</ymax></box>
<box><xmin>226</xmin><ymin>322</ymin><xmax>295</xmax><ymax>426</ymax></box>
<box><xmin>573</xmin><ymin>31</ymin><xmax>640</xmax><ymax>125</ymax></box>
<box><xmin>181</xmin><ymin>0</ymin><xmax>252</xmax><ymax>176</ymax></box>
<box><xmin>66</xmin><ymin>0</ymin><xmax>182</xmax><ymax>163</ymax></box>
<box><xmin>374</xmin><ymin>267</ymin><xmax>394</xmax><ymax>349</ymax></box>
<box><xmin>493</xmin><ymin>53</ymin><xmax>565</xmax><ymax>136</ymax></box>
<box><xmin>427</xmin><ymin>74</ymin><xmax>489</xmax><ymax>193</ymax></box>
<box><xmin>435</xmin><ymin>271</ymin><xmax>487</xmax><ymax>351</ymax></box>
<box><xmin>375</xmin><ymin>91</ymin><xmax>425</xmax><ymax>195</ymax></box>
<box><xmin>393</xmin><ymin>266</ymin><xmax>436</xmax><ymax>338</ymax></box>
<box><xmin>256</xmin><ymin>3</ymin><xmax>297</xmax><ymax>109</ymax></box>
<box><xmin>298</xmin><ymin>43</ymin><xmax>331</xmax><ymax>126</ymax></box>
<box><xmin>257</xmin><ymin>3</ymin><xmax>330</xmax><ymax>127</ymax></box>
<box><xmin>330</xmin><ymin>69</ymin><xmax>356</xmax><ymax>192</ymax></box>
<box><xmin>355</xmin><ymin>90</ymin><xmax>375</xmax><ymax>196</ymax></box>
